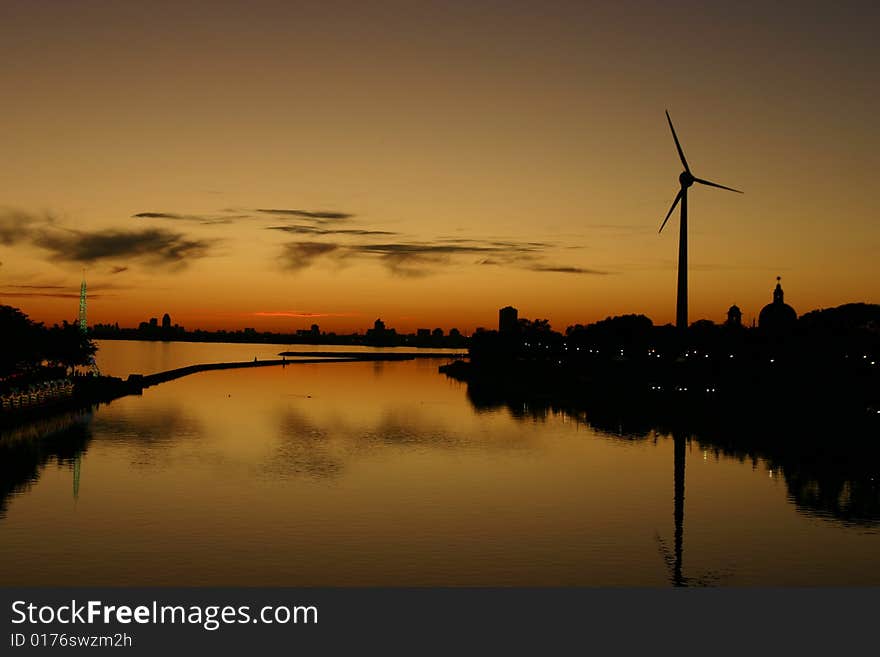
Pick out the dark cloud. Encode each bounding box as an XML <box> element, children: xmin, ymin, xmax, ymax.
<box><xmin>0</xmin><ymin>209</ymin><xmax>50</xmax><ymax>245</ymax></box>
<box><xmin>489</xmin><ymin>240</ymin><xmax>553</xmax><ymax>249</ymax></box>
<box><xmin>276</xmin><ymin>240</ymin><xmax>471</xmax><ymax>277</ymax></box>
<box><xmin>110</xmin><ymin>266</ymin><xmax>129</xmax><ymax>274</ymax></box>
<box><xmin>347</xmin><ymin>243</ymin><xmax>496</xmax><ymax>277</ymax></box>
<box><xmin>267</xmin><ymin>225</ymin><xmax>397</xmax><ymax>236</ymax></box>
<box><xmin>0</xmin><ymin>291</ymin><xmax>106</xmax><ymax>299</ymax></box>
<box><xmin>364</xmin><ymin>252</ymin><xmax>443</xmax><ymax>278</ymax></box>
<box><xmin>0</xmin><ymin>284</ymin><xmax>114</xmax><ymax>299</ymax></box>
<box><xmin>133</xmin><ymin>212</ymin><xmax>235</xmax><ymax>225</ymax></box>
<box><xmin>355</xmin><ymin>241</ymin><xmax>555</xmax><ymax>276</ymax></box>
<box><xmin>265</xmin><ymin>226</ymin><xmax>573</xmax><ymax>277</ymax></box>
<box><xmin>474</xmin><ymin>252</ymin><xmax>541</xmax><ymax>267</ymax></box>
<box><xmin>354</xmin><ymin>243</ymin><xmax>606</xmax><ymax>276</ymax></box>
<box><xmin>275</xmin><ymin>240</ymin><xmax>475</xmax><ymax>277</ymax></box>
<box><xmin>2</xmin><ymin>209</ymin><xmax>216</xmax><ymax>268</ymax></box>
<box><xmin>479</xmin><ymin>256</ymin><xmax>607</xmax><ymax>275</ymax></box>
<box><xmin>134</xmin><ymin>208</ymin><xmax>355</xmax><ymax>226</ymax></box>
<box><xmin>438</xmin><ymin>237</ymin><xmax>553</xmax><ymax>250</ymax></box>
<box><xmin>256</xmin><ymin>208</ymin><xmax>354</xmax><ymax>221</ymax></box>
<box><xmin>352</xmin><ymin>243</ymin><xmax>502</xmax><ymax>256</ymax></box>
<box><xmin>133</xmin><ymin>212</ymin><xmax>187</xmax><ymax>219</ymax></box>
<box><xmin>33</xmin><ymin>228</ymin><xmax>216</xmax><ymax>265</ymax></box>
<box><xmin>279</xmin><ymin>242</ymin><xmax>340</xmax><ymax>271</ymax></box>
<box><xmin>275</xmin><ymin>237</ymin><xmax>601</xmax><ymax>277</ymax></box>
<box><xmin>528</xmin><ymin>265</ymin><xmax>610</xmax><ymax>275</ymax></box>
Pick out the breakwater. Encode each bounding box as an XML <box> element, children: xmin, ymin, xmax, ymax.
<box><xmin>276</xmin><ymin>351</ymin><xmax>465</xmax><ymax>359</ymax></box>
<box><xmin>132</xmin><ymin>356</ymin><xmax>350</xmax><ymax>388</ymax></box>
<box><xmin>133</xmin><ymin>351</ymin><xmax>465</xmax><ymax>388</ymax></box>
<box><xmin>1</xmin><ymin>352</ymin><xmax>466</xmax><ymax>428</ymax></box>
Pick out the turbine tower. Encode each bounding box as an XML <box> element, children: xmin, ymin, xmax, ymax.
<box><xmin>659</xmin><ymin>111</ymin><xmax>742</xmax><ymax>329</ymax></box>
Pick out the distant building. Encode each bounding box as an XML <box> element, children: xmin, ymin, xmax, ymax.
<box><xmin>759</xmin><ymin>277</ymin><xmax>797</xmax><ymax>333</ymax></box>
<box><xmin>162</xmin><ymin>313</ymin><xmax>171</xmax><ymax>329</ymax></box>
<box><xmin>726</xmin><ymin>304</ymin><xmax>742</xmax><ymax>327</ymax></box>
<box><xmin>499</xmin><ymin>306</ymin><xmax>518</xmax><ymax>334</ymax></box>
<box><xmin>365</xmin><ymin>318</ymin><xmax>395</xmax><ymax>346</ymax></box>
<box><xmin>149</xmin><ymin>317</ymin><xmax>158</xmax><ymax>328</ymax></box>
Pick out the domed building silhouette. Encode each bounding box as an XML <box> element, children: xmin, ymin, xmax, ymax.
<box><xmin>759</xmin><ymin>276</ymin><xmax>797</xmax><ymax>333</ymax></box>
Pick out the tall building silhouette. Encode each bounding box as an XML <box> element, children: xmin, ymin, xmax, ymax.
<box><xmin>499</xmin><ymin>306</ymin><xmax>518</xmax><ymax>334</ymax></box>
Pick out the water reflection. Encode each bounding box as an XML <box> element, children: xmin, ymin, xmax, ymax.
<box><xmin>0</xmin><ymin>410</ymin><xmax>93</xmax><ymax>519</ymax></box>
<box><xmin>264</xmin><ymin>410</ymin><xmax>343</xmax><ymax>479</ymax></box>
<box><xmin>1</xmin><ymin>349</ymin><xmax>878</xmax><ymax>586</ymax></box>
<box><xmin>655</xmin><ymin>434</ymin><xmax>734</xmax><ymax>587</ymax></box>
<box><xmin>264</xmin><ymin>402</ymin><xmax>495</xmax><ymax>482</ymax></box>
<box><xmin>463</xmin><ymin>379</ymin><xmax>880</xmax><ymax>529</ymax></box>
<box><xmin>91</xmin><ymin>407</ymin><xmax>202</xmax><ymax>469</ymax></box>
<box><xmin>462</xmin><ymin>378</ymin><xmax>880</xmax><ymax>586</ymax></box>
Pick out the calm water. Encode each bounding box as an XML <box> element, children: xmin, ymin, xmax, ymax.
<box><xmin>0</xmin><ymin>340</ymin><xmax>877</xmax><ymax>586</ymax></box>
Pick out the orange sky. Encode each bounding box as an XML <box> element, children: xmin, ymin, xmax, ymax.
<box><xmin>1</xmin><ymin>1</ymin><xmax>877</xmax><ymax>333</ymax></box>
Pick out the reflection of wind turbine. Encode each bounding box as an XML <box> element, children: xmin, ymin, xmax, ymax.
<box><xmin>656</xmin><ymin>433</ymin><xmax>688</xmax><ymax>586</ymax></box>
<box><xmin>656</xmin><ymin>433</ymin><xmax>733</xmax><ymax>587</ymax></box>
<box><xmin>659</xmin><ymin>111</ymin><xmax>742</xmax><ymax>329</ymax></box>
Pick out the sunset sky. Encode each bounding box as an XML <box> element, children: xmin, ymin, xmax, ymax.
<box><xmin>1</xmin><ymin>1</ymin><xmax>877</xmax><ymax>333</ymax></box>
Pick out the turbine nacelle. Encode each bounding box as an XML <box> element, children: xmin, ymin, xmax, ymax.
<box><xmin>658</xmin><ymin>111</ymin><xmax>743</xmax><ymax>234</ymax></box>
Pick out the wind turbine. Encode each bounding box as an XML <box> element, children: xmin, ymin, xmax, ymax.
<box><xmin>659</xmin><ymin>111</ymin><xmax>742</xmax><ymax>329</ymax></box>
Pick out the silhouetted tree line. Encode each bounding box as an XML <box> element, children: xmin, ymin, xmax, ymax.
<box><xmin>0</xmin><ymin>305</ymin><xmax>97</xmax><ymax>386</ymax></box>
<box><xmin>472</xmin><ymin>305</ymin><xmax>880</xmax><ymax>363</ymax></box>
<box><xmin>461</xmin><ymin>305</ymin><xmax>880</xmax><ymax>417</ymax></box>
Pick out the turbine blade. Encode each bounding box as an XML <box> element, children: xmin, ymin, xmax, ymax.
<box><xmin>659</xmin><ymin>190</ymin><xmax>683</xmax><ymax>233</ymax></box>
<box><xmin>693</xmin><ymin>177</ymin><xmax>743</xmax><ymax>193</ymax></box>
<box><xmin>666</xmin><ymin>110</ymin><xmax>690</xmax><ymax>173</ymax></box>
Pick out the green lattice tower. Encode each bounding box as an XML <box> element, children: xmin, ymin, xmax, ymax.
<box><xmin>78</xmin><ymin>278</ymin><xmax>87</xmax><ymax>333</ymax></box>
<box><xmin>78</xmin><ymin>277</ymin><xmax>101</xmax><ymax>375</ymax></box>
